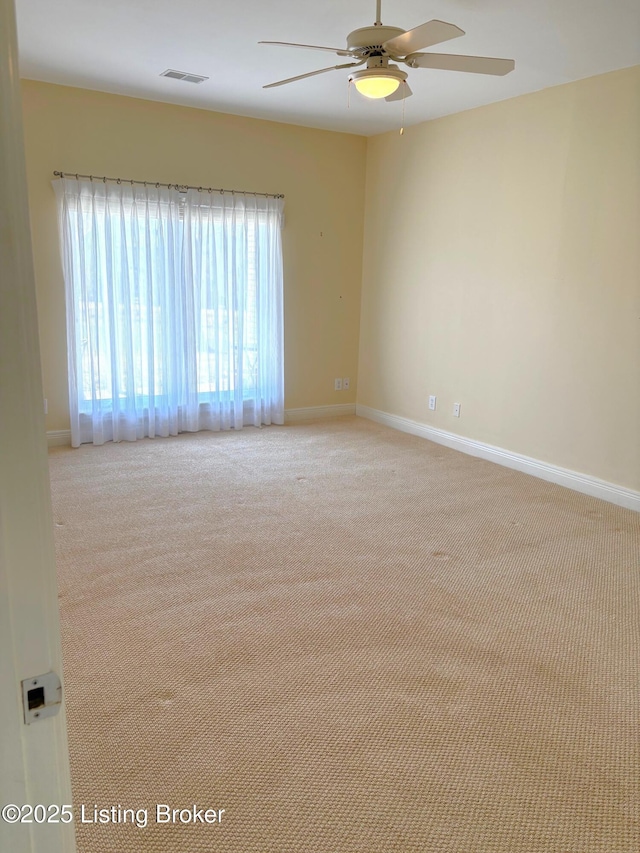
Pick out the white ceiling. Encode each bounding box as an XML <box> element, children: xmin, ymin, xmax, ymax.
<box><xmin>15</xmin><ymin>0</ymin><xmax>640</xmax><ymax>136</ymax></box>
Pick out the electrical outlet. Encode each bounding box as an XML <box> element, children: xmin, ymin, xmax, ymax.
<box><xmin>428</xmin><ymin>395</ymin><xmax>436</xmax><ymax>411</ymax></box>
<box><xmin>334</xmin><ymin>378</ymin><xmax>343</xmax><ymax>391</ymax></box>
<box><xmin>343</xmin><ymin>377</ymin><xmax>350</xmax><ymax>390</ymax></box>
<box><xmin>453</xmin><ymin>403</ymin><xmax>461</xmax><ymax>417</ymax></box>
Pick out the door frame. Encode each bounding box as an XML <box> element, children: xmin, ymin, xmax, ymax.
<box><xmin>0</xmin><ymin>1</ymin><xmax>76</xmax><ymax>850</ymax></box>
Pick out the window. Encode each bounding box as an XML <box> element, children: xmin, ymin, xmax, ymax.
<box><xmin>54</xmin><ymin>178</ymin><xmax>284</xmax><ymax>446</ymax></box>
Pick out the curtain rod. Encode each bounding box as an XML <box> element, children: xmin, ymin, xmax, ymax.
<box><xmin>53</xmin><ymin>171</ymin><xmax>284</xmax><ymax>199</ymax></box>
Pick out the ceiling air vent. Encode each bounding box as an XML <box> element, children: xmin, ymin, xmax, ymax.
<box><xmin>161</xmin><ymin>69</ymin><xmax>209</xmax><ymax>84</ymax></box>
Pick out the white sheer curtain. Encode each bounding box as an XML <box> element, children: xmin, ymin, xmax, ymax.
<box><xmin>54</xmin><ymin>177</ymin><xmax>284</xmax><ymax>447</ymax></box>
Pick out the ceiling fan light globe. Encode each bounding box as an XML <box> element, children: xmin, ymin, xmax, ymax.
<box><xmin>349</xmin><ymin>66</ymin><xmax>407</xmax><ymax>100</ymax></box>
<box><xmin>354</xmin><ymin>76</ymin><xmax>400</xmax><ymax>99</ymax></box>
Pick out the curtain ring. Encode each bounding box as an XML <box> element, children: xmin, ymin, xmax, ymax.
<box><xmin>156</xmin><ymin>182</ymin><xmax>160</xmax><ymax>188</ymax></box>
<box><xmin>198</xmin><ymin>187</ymin><xmax>202</xmax><ymax>192</ymax></box>
<box><xmin>117</xmin><ymin>178</ymin><xmax>121</xmax><ymax>184</ymax></box>
<box><xmin>220</xmin><ymin>189</ymin><xmax>224</xmax><ymax>194</ymax></box>
<box><xmin>89</xmin><ymin>175</ymin><xmax>93</xmax><ymax>181</ymax></box>
<box><xmin>103</xmin><ymin>176</ymin><xmax>106</xmax><ymax>183</ymax></box>
<box><xmin>75</xmin><ymin>173</ymin><xmax>79</xmax><ymax>180</ymax></box>
<box><xmin>208</xmin><ymin>187</ymin><xmax>212</xmax><ymax>194</ymax></box>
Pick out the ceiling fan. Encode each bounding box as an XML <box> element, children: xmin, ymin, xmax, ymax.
<box><xmin>260</xmin><ymin>0</ymin><xmax>515</xmax><ymax>101</ymax></box>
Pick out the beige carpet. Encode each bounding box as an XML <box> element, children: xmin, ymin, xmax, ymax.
<box><xmin>48</xmin><ymin>416</ymin><xmax>639</xmax><ymax>853</ymax></box>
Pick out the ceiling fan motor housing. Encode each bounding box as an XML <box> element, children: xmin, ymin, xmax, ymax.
<box><xmin>346</xmin><ymin>25</ymin><xmax>405</xmax><ymax>56</ymax></box>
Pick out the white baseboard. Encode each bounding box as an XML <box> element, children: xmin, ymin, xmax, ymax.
<box><xmin>285</xmin><ymin>404</ymin><xmax>356</xmax><ymax>423</ymax></box>
<box><xmin>47</xmin><ymin>430</ymin><xmax>72</xmax><ymax>448</ymax></box>
<box><xmin>356</xmin><ymin>404</ymin><xmax>640</xmax><ymax>513</ymax></box>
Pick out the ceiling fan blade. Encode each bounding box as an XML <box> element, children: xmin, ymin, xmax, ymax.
<box><xmin>259</xmin><ymin>41</ymin><xmax>355</xmax><ymax>58</ymax></box>
<box><xmin>382</xmin><ymin>20</ymin><xmax>464</xmax><ymax>56</ymax></box>
<box><xmin>407</xmin><ymin>52</ymin><xmax>515</xmax><ymax>76</ymax></box>
<box><xmin>263</xmin><ymin>62</ymin><xmax>362</xmax><ymax>89</ymax></box>
<box><xmin>385</xmin><ymin>82</ymin><xmax>413</xmax><ymax>102</ymax></box>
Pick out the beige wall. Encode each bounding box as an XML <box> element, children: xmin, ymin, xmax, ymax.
<box><xmin>359</xmin><ymin>66</ymin><xmax>640</xmax><ymax>491</ymax></box>
<box><xmin>20</xmin><ymin>71</ymin><xmax>640</xmax><ymax>491</ymax></box>
<box><xmin>21</xmin><ymin>81</ymin><xmax>366</xmax><ymax>431</ymax></box>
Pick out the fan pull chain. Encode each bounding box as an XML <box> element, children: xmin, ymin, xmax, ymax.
<box><xmin>347</xmin><ymin>78</ymin><xmax>351</xmax><ymax>109</ymax></box>
<box><xmin>400</xmin><ymin>82</ymin><xmax>406</xmax><ymax>135</ymax></box>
